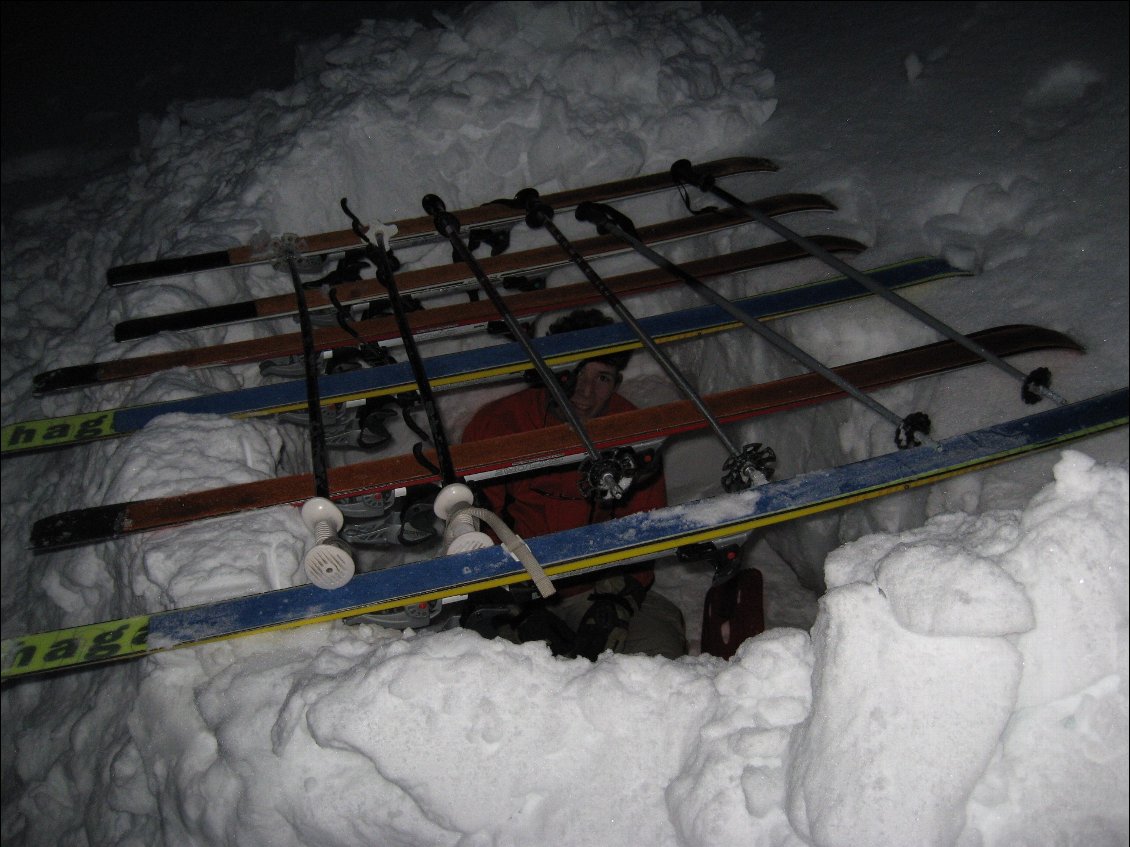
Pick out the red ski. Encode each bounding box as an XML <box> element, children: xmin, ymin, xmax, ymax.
<box><xmin>28</xmin><ymin>325</ymin><xmax>1081</xmax><ymax>551</ymax></box>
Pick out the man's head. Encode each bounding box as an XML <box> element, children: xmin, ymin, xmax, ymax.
<box><xmin>547</xmin><ymin>309</ymin><xmax>630</xmax><ymax>421</ymax></box>
<box><xmin>568</xmin><ymin>359</ymin><xmax>621</xmax><ymax>420</ymax></box>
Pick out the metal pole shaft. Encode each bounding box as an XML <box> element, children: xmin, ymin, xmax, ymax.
<box><xmin>425</xmin><ymin>197</ymin><xmax>603</xmax><ymax>463</ymax></box>
<box><xmin>369</xmin><ymin>233</ymin><xmax>459</xmax><ymax>485</ymax></box>
<box><xmin>689</xmin><ymin>170</ymin><xmax>1066</xmax><ymax>406</ymax></box>
<box><xmin>285</xmin><ymin>256</ymin><xmax>331</xmax><ymax>498</ymax></box>
<box><xmin>586</xmin><ymin>212</ymin><xmax>929</xmax><ymax>441</ymax></box>
<box><xmin>532</xmin><ymin>207</ymin><xmax>743</xmax><ymax>459</ymax></box>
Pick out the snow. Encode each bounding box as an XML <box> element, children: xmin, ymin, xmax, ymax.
<box><xmin>2</xmin><ymin>2</ymin><xmax>1127</xmax><ymax>845</ymax></box>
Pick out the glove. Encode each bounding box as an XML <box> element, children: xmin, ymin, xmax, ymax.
<box><xmin>573</xmin><ymin>577</ymin><xmax>648</xmax><ymax>660</ymax></box>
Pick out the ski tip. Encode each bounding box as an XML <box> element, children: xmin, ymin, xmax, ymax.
<box><xmin>105</xmin><ymin>249</ymin><xmax>234</xmax><ymax>287</ymax></box>
<box><xmin>30</xmin><ymin>504</ymin><xmax>127</xmax><ymax>552</ymax></box>
<box><xmin>33</xmin><ymin>364</ymin><xmax>101</xmax><ymax>396</ymax></box>
<box><xmin>114</xmin><ymin>301</ymin><xmax>260</xmax><ymax>342</ymax></box>
<box><xmin>793</xmin><ymin>193</ymin><xmax>837</xmax><ymax>213</ymax></box>
<box><xmin>718</xmin><ymin>156</ymin><xmax>779</xmax><ymax>174</ymax></box>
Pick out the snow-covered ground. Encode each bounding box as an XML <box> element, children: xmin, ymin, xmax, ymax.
<box><xmin>2</xmin><ymin>3</ymin><xmax>1126</xmax><ymax>845</ymax></box>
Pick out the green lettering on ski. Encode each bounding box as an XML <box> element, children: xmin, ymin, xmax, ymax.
<box><xmin>1</xmin><ymin>413</ymin><xmax>115</xmax><ymax>453</ymax></box>
<box><xmin>1</xmin><ymin>617</ymin><xmax>150</xmax><ymax>676</ymax></box>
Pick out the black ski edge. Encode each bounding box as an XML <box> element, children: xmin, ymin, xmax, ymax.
<box><xmin>106</xmin><ymin>250</ymin><xmax>234</xmax><ymax>287</ymax></box>
<box><xmin>30</xmin><ymin>504</ymin><xmax>128</xmax><ymax>552</ymax></box>
<box><xmin>114</xmin><ymin>302</ymin><xmax>261</xmax><ymax>342</ymax></box>
<box><xmin>33</xmin><ymin>364</ymin><xmax>103</xmax><ymax>396</ymax></box>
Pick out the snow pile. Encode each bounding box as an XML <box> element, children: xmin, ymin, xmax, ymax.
<box><xmin>6</xmin><ymin>453</ymin><xmax>1125</xmax><ymax>846</ymax></box>
<box><xmin>124</xmin><ymin>1</ymin><xmax>776</xmax><ymax>287</ymax></box>
<box><xmin>2</xmin><ymin>3</ymin><xmax>1127</xmax><ymax>846</ymax></box>
<box><xmin>0</xmin><ymin>1</ymin><xmax>775</xmax><ymax>623</ymax></box>
<box><xmin>793</xmin><ymin>451</ymin><xmax>1128</xmax><ymax>845</ymax></box>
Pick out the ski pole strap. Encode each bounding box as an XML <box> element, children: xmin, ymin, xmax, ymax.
<box><xmin>401</xmin><ymin>403</ymin><xmax>432</xmax><ymax>445</ymax></box>
<box><xmin>671</xmin><ymin>159</ymin><xmax>1069</xmax><ymax>407</ymax></box>
<box><xmin>412</xmin><ymin>441</ymin><xmax>440</xmax><ymax>475</ymax></box>
<box><xmin>299</xmin><ymin>249</ymin><xmax>369</xmax><ymax>290</ymax></box>
<box><xmin>325</xmin><ymin>287</ymin><xmax>395</xmax><ymax>368</ymax></box>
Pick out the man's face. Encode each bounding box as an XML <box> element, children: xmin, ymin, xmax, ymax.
<box><xmin>570</xmin><ymin>361</ymin><xmax>621</xmax><ymax>420</ymax></box>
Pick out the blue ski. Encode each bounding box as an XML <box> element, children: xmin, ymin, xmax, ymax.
<box><xmin>3</xmin><ymin>387</ymin><xmax>1125</xmax><ymax>679</ymax></box>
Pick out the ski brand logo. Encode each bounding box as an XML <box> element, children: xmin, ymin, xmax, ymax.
<box><xmin>2</xmin><ymin>413</ymin><xmax>115</xmax><ymax>453</ymax></box>
<box><xmin>3</xmin><ymin>618</ymin><xmax>150</xmax><ymax>675</ymax></box>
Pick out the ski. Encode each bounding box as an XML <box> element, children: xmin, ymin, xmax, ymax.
<box><xmin>671</xmin><ymin>158</ymin><xmax>1069</xmax><ymax>407</ymax></box>
<box><xmin>105</xmin><ymin>156</ymin><xmax>778</xmax><ymax>287</ymax></box>
<box><xmin>37</xmin><ymin>237</ymin><xmax>865</xmax><ymax>395</ymax></box>
<box><xmin>3</xmin><ymin>256</ymin><xmax>968</xmax><ymax>456</ymax></box>
<box><xmin>5</xmin><ymin>387</ymin><xmax>1124</xmax><ymax>680</ymax></box>
<box><xmin>112</xmin><ymin>196</ymin><xmax>831</xmax><ymax>341</ymax></box>
<box><xmin>28</xmin><ymin>324</ymin><xmax>1081</xmax><ymax>550</ymax></box>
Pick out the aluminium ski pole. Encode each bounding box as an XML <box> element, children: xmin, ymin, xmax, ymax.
<box><xmin>282</xmin><ymin>251</ymin><xmax>357</xmax><ymax>590</ymax></box>
<box><xmin>575</xmin><ymin>202</ymin><xmax>933</xmax><ymax>450</ymax></box>
<box><xmin>339</xmin><ymin>201</ymin><xmax>550</xmax><ymax>595</ymax></box>
<box><xmin>516</xmin><ymin>188</ymin><xmax>775</xmax><ymax>491</ymax></box>
<box><xmin>425</xmin><ymin>193</ymin><xmax>640</xmax><ymax>504</ymax></box>
<box><xmin>341</xmin><ymin>199</ymin><xmax>457</xmax><ymax>485</ymax></box>
<box><xmin>671</xmin><ymin>158</ymin><xmax>1067</xmax><ymax>407</ymax></box>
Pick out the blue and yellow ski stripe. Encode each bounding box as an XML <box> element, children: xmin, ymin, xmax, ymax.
<box><xmin>4</xmin><ymin>387</ymin><xmax>1125</xmax><ymax>680</ymax></box>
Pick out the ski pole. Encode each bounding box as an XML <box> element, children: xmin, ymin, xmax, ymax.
<box><xmin>340</xmin><ymin>199</ymin><xmax>458</xmax><ymax>486</ymax></box>
<box><xmin>425</xmin><ymin>193</ymin><xmax>639</xmax><ymax>503</ymax></box>
<box><xmin>671</xmin><ymin>158</ymin><xmax>1067</xmax><ymax>407</ymax></box>
<box><xmin>282</xmin><ymin>251</ymin><xmax>357</xmax><ymax>590</ymax></box>
<box><xmin>338</xmin><ymin>202</ymin><xmax>513</xmax><ymax>574</ymax></box>
<box><xmin>576</xmin><ymin>202</ymin><xmax>934</xmax><ymax>450</ymax></box>
<box><xmin>517</xmin><ymin>188</ymin><xmax>775</xmax><ymax>491</ymax></box>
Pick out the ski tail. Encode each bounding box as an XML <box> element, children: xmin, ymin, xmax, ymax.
<box><xmin>106</xmin><ymin>249</ymin><xmax>236</xmax><ymax>286</ymax></box>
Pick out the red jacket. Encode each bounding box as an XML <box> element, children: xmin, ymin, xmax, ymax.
<box><xmin>461</xmin><ymin>386</ymin><xmax>667</xmax><ymax>592</ymax></box>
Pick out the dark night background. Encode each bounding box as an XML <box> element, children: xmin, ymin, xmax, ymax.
<box><xmin>1</xmin><ymin>1</ymin><xmax>756</xmax><ymax>160</ymax></box>
<box><xmin>2</xmin><ymin>2</ymin><xmax>472</xmax><ymax>160</ymax></box>
<box><xmin>0</xmin><ymin>1</ymin><xmax>752</xmax><ymax>210</ymax></box>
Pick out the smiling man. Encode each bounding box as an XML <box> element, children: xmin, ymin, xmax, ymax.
<box><xmin>460</xmin><ymin>309</ymin><xmax>687</xmax><ymax>660</ymax></box>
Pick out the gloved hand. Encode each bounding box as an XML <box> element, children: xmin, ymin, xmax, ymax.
<box><xmin>573</xmin><ymin>576</ymin><xmax>648</xmax><ymax>660</ymax></box>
